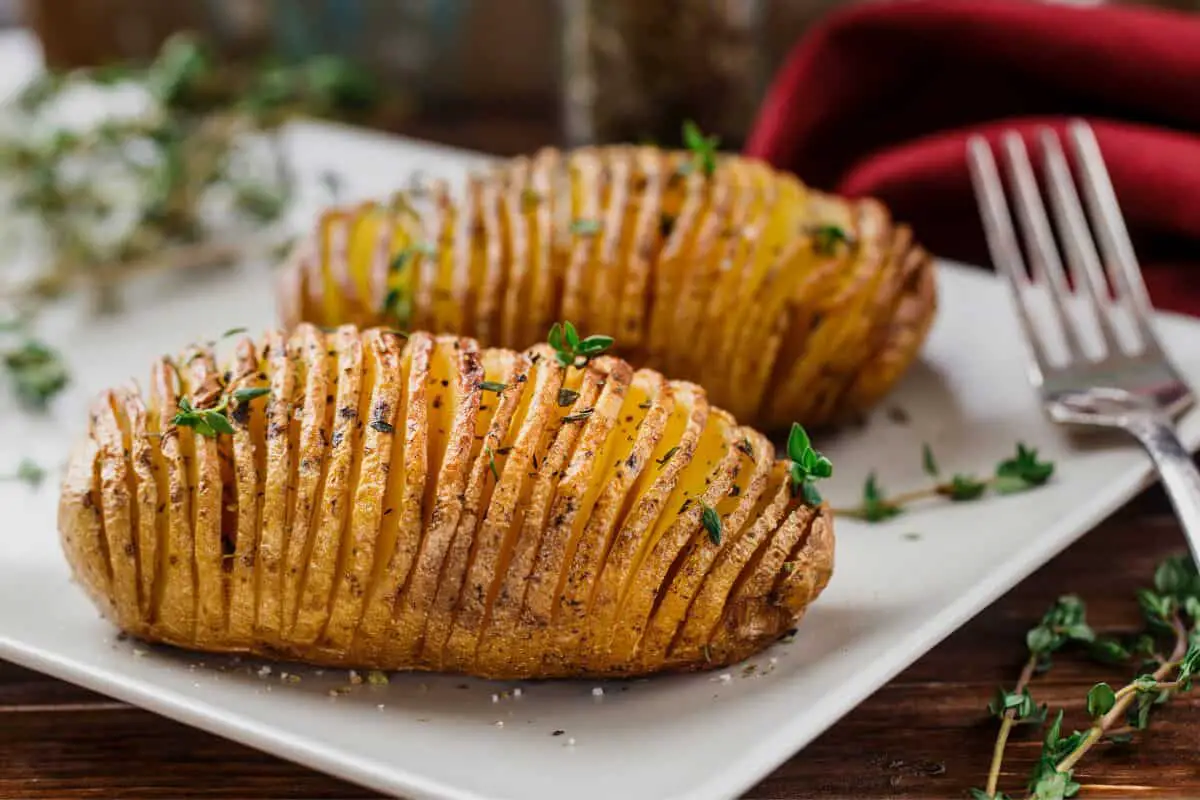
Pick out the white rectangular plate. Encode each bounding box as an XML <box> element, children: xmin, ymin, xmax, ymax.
<box><xmin>3</xmin><ymin>123</ymin><xmax>1200</xmax><ymax>800</ymax></box>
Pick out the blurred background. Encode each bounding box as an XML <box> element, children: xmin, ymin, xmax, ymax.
<box><xmin>7</xmin><ymin>0</ymin><xmax>1194</xmax><ymax>156</ymax></box>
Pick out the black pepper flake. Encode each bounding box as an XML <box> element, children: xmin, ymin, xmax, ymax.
<box><xmin>730</xmin><ymin>484</ymin><xmax>741</xmax><ymax>497</ymax></box>
<box><xmin>371</xmin><ymin>420</ymin><xmax>396</xmax><ymax>434</ymax></box>
<box><xmin>496</xmin><ymin>446</ymin><xmax>513</xmax><ymax>455</ymax></box>
<box><xmin>679</xmin><ymin>498</ymin><xmax>692</xmax><ymax>513</ymax></box>
<box><xmin>736</xmin><ymin>438</ymin><xmax>754</xmax><ymax>459</ymax></box>
<box><xmin>339</xmin><ymin>407</ymin><xmax>357</xmax><ymax>420</ymax></box>
<box><xmin>433</xmin><ymin>396</ymin><xmax>443</xmax><ymax>409</ymax></box>
<box><xmin>638</xmin><ymin>399</ymin><xmax>652</xmax><ymax>410</ymax></box>
<box><xmin>552</xmin><ymin>730</ymin><xmax>565</xmax><ymax>737</ymax></box>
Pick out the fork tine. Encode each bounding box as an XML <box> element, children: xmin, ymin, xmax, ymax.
<box><xmin>966</xmin><ymin>136</ymin><xmax>1051</xmax><ymax>378</ymax></box>
<box><xmin>1038</xmin><ymin>127</ymin><xmax>1124</xmax><ymax>358</ymax></box>
<box><xmin>1000</xmin><ymin>132</ymin><xmax>1087</xmax><ymax>361</ymax></box>
<box><xmin>1068</xmin><ymin>120</ymin><xmax>1160</xmax><ymax>349</ymax></box>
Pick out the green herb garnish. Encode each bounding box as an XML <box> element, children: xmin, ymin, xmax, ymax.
<box><xmin>837</xmin><ymin>442</ymin><xmax>1056</xmax><ymax>521</ymax></box>
<box><xmin>221</xmin><ymin>326</ymin><xmax>248</xmax><ymax>339</ymax></box>
<box><xmin>786</xmin><ymin>423</ymin><xmax>832</xmax><ymax>506</ymax></box>
<box><xmin>172</xmin><ymin>395</ymin><xmax>234</xmax><ymax>438</ymax></box>
<box><xmin>557</xmin><ymin>388</ymin><xmax>580</xmax><ymax>407</ymax></box>
<box><xmin>808</xmin><ymin>224</ymin><xmax>855</xmax><ymax>256</ymax></box>
<box><xmin>570</xmin><ymin>218</ymin><xmax>601</xmax><ymax>236</ymax></box>
<box><xmin>485</xmin><ymin>445</ymin><xmax>500</xmax><ymax>481</ymax></box>
<box><xmin>562</xmin><ymin>407</ymin><xmax>594</xmax><ymax>424</ymax></box>
<box><xmin>973</xmin><ymin>558</ymin><xmax>1200</xmax><ymax>800</ymax></box>
<box><xmin>2</xmin><ymin>457</ymin><xmax>46</xmax><ymax>489</ymax></box>
<box><xmin>548</xmin><ymin>321</ymin><xmax>614</xmax><ymax>369</ymax></box>
<box><xmin>682</xmin><ymin>120</ymin><xmax>719</xmax><ymax>177</ymax></box>
<box><xmin>479</xmin><ymin>381</ymin><xmax>507</xmax><ymax>394</ymax></box>
<box><xmin>700</xmin><ymin>501</ymin><xmax>722</xmax><ymax>545</ymax></box>
<box><xmin>232</xmin><ymin>386</ymin><xmax>270</xmax><ymax>403</ymax></box>
<box><xmin>3</xmin><ymin>338</ymin><xmax>69</xmax><ymax>410</ymax></box>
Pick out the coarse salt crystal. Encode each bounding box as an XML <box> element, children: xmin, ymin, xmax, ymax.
<box><xmin>494</xmin><ymin>720</ymin><xmax>504</xmax><ymax>727</ymax></box>
<box><xmin>491</xmin><ymin>693</ymin><xmax>500</xmax><ymax>703</ymax></box>
<box><xmin>718</xmin><ymin>673</ymin><xmax>732</xmax><ymax>684</ymax></box>
<box><xmin>567</xmin><ymin>737</ymin><xmax>577</xmax><ymax>747</ymax></box>
<box><xmin>512</xmin><ymin>687</ymin><xmax>523</xmax><ymax>698</ymax></box>
<box><xmin>257</xmin><ymin>666</ymin><xmax>271</xmax><ymax>677</ymax></box>
<box><xmin>348</xmin><ymin>670</ymin><xmax>363</xmax><ymax>685</ymax></box>
<box><xmin>376</xmin><ymin>704</ymin><xmax>386</xmax><ymax>711</ymax></box>
<box><xmin>591</xmin><ymin>687</ymin><xmax>604</xmax><ymax>697</ymax></box>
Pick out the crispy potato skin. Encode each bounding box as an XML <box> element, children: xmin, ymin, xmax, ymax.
<box><xmin>276</xmin><ymin>149</ymin><xmax>937</xmax><ymax>431</ymax></box>
<box><xmin>59</xmin><ymin>326</ymin><xmax>834</xmax><ymax>679</ymax></box>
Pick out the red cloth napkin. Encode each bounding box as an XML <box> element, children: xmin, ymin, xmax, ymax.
<box><xmin>745</xmin><ymin>0</ymin><xmax>1200</xmax><ymax>315</ymax></box>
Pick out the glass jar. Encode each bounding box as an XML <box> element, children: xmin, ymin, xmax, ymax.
<box><xmin>560</xmin><ymin>0</ymin><xmax>768</xmax><ymax>149</ymax></box>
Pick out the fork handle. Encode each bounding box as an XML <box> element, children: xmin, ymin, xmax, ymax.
<box><xmin>1127</xmin><ymin>412</ymin><xmax>1200</xmax><ymax>568</ymax></box>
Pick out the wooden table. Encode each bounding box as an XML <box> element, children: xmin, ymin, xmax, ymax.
<box><xmin>4</xmin><ymin>485</ymin><xmax>1198</xmax><ymax>799</ymax></box>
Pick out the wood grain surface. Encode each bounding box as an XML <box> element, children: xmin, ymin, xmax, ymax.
<box><xmin>4</xmin><ymin>485</ymin><xmax>1198</xmax><ymax>799</ymax></box>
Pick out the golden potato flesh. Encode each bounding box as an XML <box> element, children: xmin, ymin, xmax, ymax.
<box><xmin>276</xmin><ymin>148</ymin><xmax>936</xmax><ymax>430</ymax></box>
<box><xmin>59</xmin><ymin>326</ymin><xmax>834</xmax><ymax>679</ymax></box>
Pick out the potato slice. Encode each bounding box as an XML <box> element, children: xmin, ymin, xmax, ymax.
<box><xmin>544</xmin><ymin>368</ymin><xmax>668</xmax><ymax>669</ymax></box>
<box><xmin>88</xmin><ymin>391</ymin><xmax>140</xmax><ymax>631</ymax></box>
<box><xmin>321</xmin><ymin>329</ymin><xmax>406</xmax><ymax>653</ymax></box>
<box><xmin>149</xmin><ymin>356</ymin><xmax>195</xmax><ymax>644</ymax></box>
<box><xmin>420</xmin><ymin>348</ymin><xmax>527</xmax><ymax>668</ymax></box>
<box><xmin>225</xmin><ymin>337</ymin><xmax>267</xmax><ymax>647</ymax></box>
<box><xmin>291</xmin><ymin>326</ymin><xmax>365</xmax><ymax>645</ymax></box>
<box><xmin>178</xmin><ymin>345</ymin><xmax>228</xmax><ymax>647</ymax></box>
<box><xmin>59</xmin><ymin>437</ymin><xmax>114</xmax><ymax>618</ymax></box>
<box><xmin>117</xmin><ymin>384</ymin><xmax>158</xmax><ymax>624</ymax></box>
<box><xmin>579</xmin><ymin>381</ymin><xmax>707</xmax><ymax>670</ymax></box>
<box><xmin>441</xmin><ymin>344</ymin><xmax>563</xmax><ymax>673</ymax></box>
<box><xmin>386</xmin><ymin>336</ymin><xmax>483</xmax><ymax>664</ymax></box>
<box><xmin>637</xmin><ymin>426</ymin><xmax>774</xmax><ymax>668</ymax></box>
<box><xmin>279</xmin><ymin>327</ymin><xmax>335</xmax><ymax>638</ymax></box>
<box><xmin>254</xmin><ymin>330</ymin><xmax>298</xmax><ymax>644</ymax></box>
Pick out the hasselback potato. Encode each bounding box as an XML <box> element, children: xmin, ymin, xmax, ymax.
<box><xmin>276</xmin><ymin>147</ymin><xmax>936</xmax><ymax>430</ymax></box>
<box><xmin>59</xmin><ymin>326</ymin><xmax>834</xmax><ymax>679</ymax></box>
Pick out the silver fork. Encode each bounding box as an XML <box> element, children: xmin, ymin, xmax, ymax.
<box><xmin>967</xmin><ymin>121</ymin><xmax>1200</xmax><ymax>566</ymax></box>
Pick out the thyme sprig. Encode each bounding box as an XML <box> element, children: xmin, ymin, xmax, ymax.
<box><xmin>974</xmin><ymin>556</ymin><xmax>1200</xmax><ymax>800</ymax></box>
<box><xmin>548</xmin><ymin>321</ymin><xmax>614</xmax><ymax>369</ymax></box>
<box><xmin>681</xmin><ymin>120</ymin><xmax>720</xmax><ymax>177</ymax></box>
<box><xmin>1</xmin><ymin>457</ymin><xmax>45</xmax><ymax>489</ymax></box>
<box><xmin>836</xmin><ymin>442</ymin><xmax>1055</xmax><ymax>521</ymax></box>
<box><xmin>171</xmin><ymin>385</ymin><xmax>270</xmax><ymax>439</ymax></box>
<box><xmin>786</xmin><ymin>423</ymin><xmax>832</xmax><ymax>505</ymax></box>
<box><xmin>2</xmin><ymin>336</ymin><xmax>69</xmax><ymax>410</ymax></box>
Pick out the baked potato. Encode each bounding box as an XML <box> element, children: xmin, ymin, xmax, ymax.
<box><xmin>276</xmin><ymin>147</ymin><xmax>936</xmax><ymax>430</ymax></box>
<box><xmin>59</xmin><ymin>325</ymin><xmax>834</xmax><ymax>679</ymax></box>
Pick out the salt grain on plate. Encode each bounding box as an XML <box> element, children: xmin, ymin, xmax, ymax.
<box><xmin>591</xmin><ymin>686</ymin><xmax>604</xmax><ymax>697</ymax></box>
<box><xmin>132</xmin><ymin>648</ymin><xmax>147</xmax><ymax>657</ymax></box>
<box><xmin>494</xmin><ymin>720</ymin><xmax>504</xmax><ymax>727</ymax></box>
<box><xmin>567</xmin><ymin>737</ymin><xmax>577</xmax><ymax>747</ymax></box>
<box><xmin>348</xmin><ymin>669</ymin><xmax>363</xmax><ymax>685</ymax></box>
<box><xmin>377</xmin><ymin>704</ymin><xmax>386</xmax><ymax>711</ymax></box>
<box><xmin>257</xmin><ymin>665</ymin><xmax>271</xmax><ymax>677</ymax></box>
<box><xmin>491</xmin><ymin>693</ymin><xmax>500</xmax><ymax>703</ymax></box>
<box><xmin>718</xmin><ymin>673</ymin><xmax>732</xmax><ymax>684</ymax></box>
<box><xmin>512</xmin><ymin>687</ymin><xmax>523</xmax><ymax>698</ymax></box>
